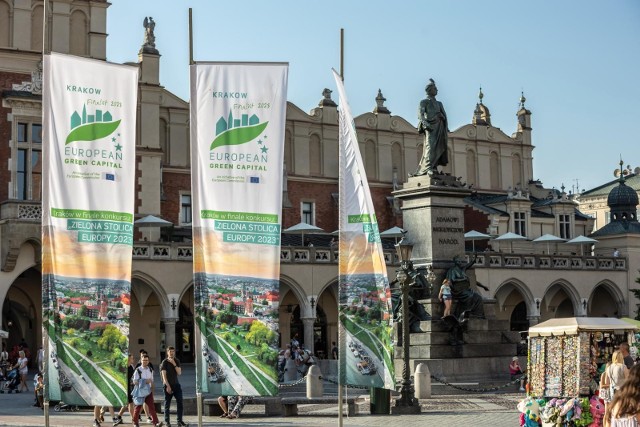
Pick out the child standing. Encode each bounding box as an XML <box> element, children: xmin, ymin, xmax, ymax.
<box><xmin>438</xmin><ymin>278</ymin><xmax>452</xmax><ymax>317</ymax></box>
<box><xmin>34</xmin><ymin>375</ymin><xmax>44</xmax><ymax>409</ymax></box>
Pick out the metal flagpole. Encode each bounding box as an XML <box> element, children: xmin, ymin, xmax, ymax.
<box><xmin>339</xmin><ymin>28</ymin><xmax>344</xmax><ymax>82</ymax></box>
<box><xmin>188</xmin><ymin>10</ymin><xmax>202</xmax><ymax>427</ymax></box>
<box><xmin>189</xmin><ymin>8</ymin><xmax>194</xmax><ymax>66</ymax></box>
<box><xmin>43</xmin><ymin>1</ymin><xmax>51</xmax><ymax>425</ymax></box>
<box><xmin>338</xmin><ymin>27</ymin><xmax>344</xmax><ymax>427</ymax></box>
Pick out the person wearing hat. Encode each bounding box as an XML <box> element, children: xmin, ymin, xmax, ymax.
<box><xmin>510</xmin><ymin>356</ymin><xmax>526</xmax><ymax>392</ymax></box>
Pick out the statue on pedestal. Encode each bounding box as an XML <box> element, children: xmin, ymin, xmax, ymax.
<box><xmin>143</xmin><ymin>17</ymin><xmax>156</xmax><ymax>48</ymax></box>
<box><xmin>414</xmin><ymin>79</ymin><xmax>449</xmax><ymax>177</ymax></box>
<box><xmin>442</xmin><ymin>255</ymin><xmax>488</xmax><ymax>345</ymax></box>
<box><xmin>390</xmin><ymin>267</ymin><xmax>432</xmax><ymax>335</ymax></box>
<box><xmin>140</xmin><ymin>17</ymin><xmax>159</xmax><ymax>54</ymax></box>
<box><xmin>446</xmin><ymin>255</ymin><xmax>486</xmax><ymax>319</ymax></box>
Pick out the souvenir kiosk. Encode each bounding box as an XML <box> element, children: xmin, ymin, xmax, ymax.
<box><xmin>516</xmin><ymin>318</ymin><xmax>637</xmax><ymax>427</ymax></box>
<box><xmin>527</xmin><ymin>317</ymin><xmax>636</xmax><ymax>398</ymax></box>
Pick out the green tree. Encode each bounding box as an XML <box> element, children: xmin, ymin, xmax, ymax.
<box><xmin>97</xmin><ymin>324</ymin><xmax>124</xmax><ymax>352</ymax></box>
<box><xmin>368</xmin><ymin>306</ymin><xmax>381</xmax><ymax>321</ymax></box>
<box><xmin>246</xmin><ymin>321</ymin><xmax>269</xmax><ymax>346</ymax></box>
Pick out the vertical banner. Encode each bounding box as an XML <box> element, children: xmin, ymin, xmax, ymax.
<box><xmin>332</xmin><ymin>69</ymin><xmax>395</xmax><ymax>390</ymax></box>
<box><xmin>191</xmin><ymin>62</ymin><xmax>288</xmax><ymax>396</ymax></box>
<box><xmin>42</xmin><ymin>53</ymin><xmax>138</xmax><ymax>406</ymax></box>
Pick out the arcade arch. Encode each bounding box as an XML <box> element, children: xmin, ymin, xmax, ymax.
<box><xmin>588</xmin><ymin>281</ymin><xmax>625</xmax><ymax>317</ymax></box>
<box><xmin>2</xmin><ymin>267</ymin><xmax>41</xmax><ymax>364</ymax></box>
<box><xmin>540</xmin><ymin>281</ymin><xmax>580</xmax><ymax>321</ymax></box>
<box><xmin>129</xmin><ymin>273</ymin><xmax>168</xmax><ymax>363</ymax></box>
<box><xmin>278</xmin><ymin>276</ymin><xmax>338</xmax><ymax>356</ymax></box>
<box><xmin>494</xmin><ymin>279</ymin><xmax>534</xmax><ymax>330</ymax></box>
<box><xmin>173</xmin><ymin>283</ymin><xmax>195</xmax><ymax>362</ymax></box>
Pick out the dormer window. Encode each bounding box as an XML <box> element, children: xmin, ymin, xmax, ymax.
<box><xmin>559</xmin><ymin>214</ymin><xmax>571</xmax><ymax>239</ymax></box>
<box><xmin>514</xmin><ymin>212</ymin><xmax>526</xmax><ymax>237</ymax></box>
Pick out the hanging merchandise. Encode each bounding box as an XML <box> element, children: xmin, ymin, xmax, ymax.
<box><xmin>527</xmin><ymin>317</ymin><xmax>637</xmax><ymax>399</ymax></box>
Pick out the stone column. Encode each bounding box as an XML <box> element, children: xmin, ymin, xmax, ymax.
<box><xmin>301</xmin><ymin>317</ymin><xmax>315</xmax><ymax>354</ymax></box>
<box><xmin>162</xmin><ymin>318</ymin><xmax>178</xmax><ymax>349</ymax></box>
<box><xmin>527</xmin><ymin>315</ymin><xmax>540</xmax><ymax>326</ymax></box>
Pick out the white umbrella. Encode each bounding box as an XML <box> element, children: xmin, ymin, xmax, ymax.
<box><xmin>379</xmin><ymin>226</ymin><xmax>406</xmax><ymax>244</ymax></box>
<box><xmin>494</xmin><ymin>232</ymin><xmax>527</xmax><ymax>253</ymax></box>
<box><xmin>283</xmin><ymin>222</ymin><xmax>324</xmax><ymax>245</ymax></box>
<box><xmin>134</xmin><ymin>215</ymin><xmax>173</xmax><ymax>227</ymax></box>
<box><xmin>532</xmin><ymin>234</ymin><xmax>566</xmax><ymax>255</ymax></box>
<box><xmin>464</xmin><ymin>230</ymin><xmax>492</xmax><ymax>252</ymax></box>
<box><xmin>565</xmin><ymin>235</ymin><xmax>599</xmax><ymax>256</ymax></box>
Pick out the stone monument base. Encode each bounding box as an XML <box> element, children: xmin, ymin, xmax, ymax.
<box><xmin>394</xmin><ymin>301</ymin><xmax>519</xmax><ymax>384</ymax></box>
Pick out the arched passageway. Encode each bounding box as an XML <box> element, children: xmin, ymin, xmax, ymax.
<box><xmin>130</xmin><ymin>277</ymin><xmax>166</xmax><ymax>364</ymax></box>
<box><xmin>540</xmin><ymin>282</ymin><xmax>578</xmax><ymax>321</ymax></box>
<box><xmin>2</xmin><ymin>267</ymin><xmax>42</xmax><ymax>367</ymax></box>
<box><xmin>588</xmin><ymin>284</ymin><xmax>622</xmax><ymax>317</ymax></box>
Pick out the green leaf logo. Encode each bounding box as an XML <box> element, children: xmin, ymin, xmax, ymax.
<box><xmin>65</xmin><ymin>120</ymin><xmax>121</xmax><ymax>144</ymax></box>
<box><xmin>210</xmin><ymin>122</ymin><xmax>268</xmax><ymax>151</ymax></box>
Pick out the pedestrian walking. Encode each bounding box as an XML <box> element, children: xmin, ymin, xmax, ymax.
<box><xmin>135</xmin><ymin>349</ymin><xmax>154</xmax><ymax>424</ymax></box>
<box><xmin>14</xmin><ymin>350</ymin><xmax>29</xmax><ymax>392</ymax></box>
<box><xmin>114</xmin><ymin>354</ymin><xmax>135</xmax><ymax>426</ymax></box>
<box><xmin>132</xmin><ymin>354</ymin><xmax>162</xmax><ymax>427</ymax></box>
<box><xmin>160</xmin><ymin>346</ymin><xmax>187</xmax><ymax>427</ymax></box>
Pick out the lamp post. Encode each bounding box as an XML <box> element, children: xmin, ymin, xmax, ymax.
<box><xmin>392</xmin><ymin>237</ymin><xmax>421</xmax><ymax>413</ymax></box>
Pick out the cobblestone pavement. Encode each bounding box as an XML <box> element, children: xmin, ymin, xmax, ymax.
<box><xmin>0</xmin><ymin>388</ymin><xmax>521</xmax><ymax>427</ymax></box>
<box><xmin>1</xmin><ymin>367</ymin><xmax>523</xmax><ymax>426</ymax></box>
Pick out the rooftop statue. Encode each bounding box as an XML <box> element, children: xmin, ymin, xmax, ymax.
<box><xmin>414</xmin><ymin>79</ymin><xmax>449</xmax><ymax>177</ymax></box>
<box><xmin>143</xmin><ymin>17</ymin><xmax>156</xmax><ymax>50</ymax></box>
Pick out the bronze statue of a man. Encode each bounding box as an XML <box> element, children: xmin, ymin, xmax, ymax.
<box><xmin>415</xmin><ymin>79</ymin><xmax>449</xmax><ymax>176</ymax></box>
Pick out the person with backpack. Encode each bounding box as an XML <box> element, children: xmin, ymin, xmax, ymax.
<box><xmin>132</xmin><ymin>354</ymin><xmax>162</xmax><ymax>427</ymax></box>
<box><xmin>135</xmin><ymin>350</ymin><xmax>153</xmax><ymax>424</ymax></box>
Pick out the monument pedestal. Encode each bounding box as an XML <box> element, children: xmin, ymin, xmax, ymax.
<box><xmin>392</xmin><ymin>174</ymin><xmax>471</xmax><ymax>268</ymax></box>
<box><xmin>392</xmin><ymin>174</ymin><xmax>518</xmax><ymax>386</ymax></box>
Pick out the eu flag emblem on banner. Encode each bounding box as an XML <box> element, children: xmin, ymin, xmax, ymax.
<box><xmin>105</xmin><ymin>173</ymin><xmax>115</xmax><ymax>181</ymax></box>
<box><xmin>250</xmin><ymin>176</ymin><xmax>260</xmax><ymax>183</ymax></box>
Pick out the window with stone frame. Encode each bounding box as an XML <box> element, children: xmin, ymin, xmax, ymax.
<box><xmin>180</xmin><ymin>193</ymin><xmax>192</xmax><ymax>225</ymax></box>
<box><xmin>514</xmin><ymin>211</ymin><xmax>526</xmax><ymax>237</ymax></box>
<box><xmin>558</xmin><ymin>214</ymin><xmax>571</xmax><ymax>239</ymax></box>
<box><xmin>301</xmin><ymin>201</ymin><xmax>315</xmax><ymax>225</ymax></box>
<box><xmin>13</xmin><ymin>120</ymin><xmax>42</xmax><ymax>200</ymax></box>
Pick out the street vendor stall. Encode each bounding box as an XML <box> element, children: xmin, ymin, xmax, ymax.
<box><xmin>516</xmin><ymin>318</ymin><xmax>637</xmax><ymax>427</ymax></box>
<box><xmin>528</xmin><ymin>317</ymin><xmax>637</xmax><ymax>398</ymax></box>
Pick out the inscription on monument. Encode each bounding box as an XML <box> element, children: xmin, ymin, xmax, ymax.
<box><xmin>433</xmin><ymin>216</ymin><xmax>463</xmax><ymax>245</ymax></box>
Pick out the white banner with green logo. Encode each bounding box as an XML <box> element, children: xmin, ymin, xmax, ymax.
<box><xmin>332</xmin><ymin>70</ymin><xmax>396</xmax><ymax>390</ymax></box>
<box><xmin>42</xmin><ymin>52</ymin><xmax>138</xmax><ymax>406</ymax></box>
<box><xmin>190</xmin><ymin>62</ymin><xmax>288</xmax><ymax>396</ymax></box>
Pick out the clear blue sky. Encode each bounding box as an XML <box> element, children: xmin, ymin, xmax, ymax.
<box><xmin>106</xmin><ymin>0</ymin><xmax>640</xmax><ymax>193</ymax></box>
